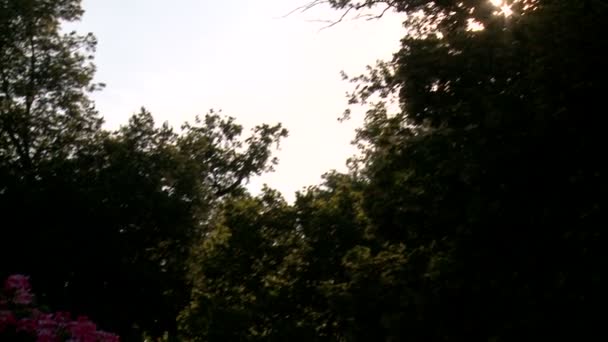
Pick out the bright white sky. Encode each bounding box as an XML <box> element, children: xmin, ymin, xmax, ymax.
<box><xmin>73</xmin><ymin>0</ymin><xmax>405</xmax><ymax>201</ymax></box>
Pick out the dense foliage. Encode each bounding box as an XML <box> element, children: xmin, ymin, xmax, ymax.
<box><xmin>2</xmin><ymin>0</ymin><xmax>606</xmax><ymax>341</ymax></box>
<box><xmin>1</xmin><ymin>0</ymin><xmax>286</xmax><ymax>339</ymax></box>
<box><xmin>180</xmin><ymin>0</ymin><xmax>607</xmax><ymax>341</ymax></box>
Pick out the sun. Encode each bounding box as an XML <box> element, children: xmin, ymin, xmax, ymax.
<box><xmin>499</xmin><ymin>4</ymin><xmax>514</xmax><ymax>16</ymax></box>
<box><xmin>489</xmin><ymin>0</ymin><xmax>514</xmax><ymax>17</ymax></box>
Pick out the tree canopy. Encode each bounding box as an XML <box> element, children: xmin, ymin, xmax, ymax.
<box><xmin>2</xmin><ymin>0</ymin><xmax>607</xmax><ymax>341</ymax></box>
<box><xmin>180</xmin><ymin>0</ymin><xmax>608</xmax><ymax>340</ymax></box>
<box><xmin>1</xmin><ymin>1</ymin><xmax>287</xmax><ymax>339</ymax></box>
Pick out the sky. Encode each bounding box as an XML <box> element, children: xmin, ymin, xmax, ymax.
<box><xmin>71</xmin><ymin>0</ymin><xmax>405</xmax><ymax>201</ymax></box>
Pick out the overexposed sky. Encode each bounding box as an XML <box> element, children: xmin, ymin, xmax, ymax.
<box><xmin>73</xmin><ymin>0</ymin><xmax>405</xmax><ymax>200</ymax></box>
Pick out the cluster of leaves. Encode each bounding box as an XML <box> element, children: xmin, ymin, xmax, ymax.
<box><xmin>0</xmin><ymin>274</ymin><xmax>119</xmax><ymax>341</ymax></box>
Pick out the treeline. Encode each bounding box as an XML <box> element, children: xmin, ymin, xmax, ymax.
<box><xmin>1</xmin><ymin>0</ymin><xmax>606</xmax><ymax>341</ymax></box>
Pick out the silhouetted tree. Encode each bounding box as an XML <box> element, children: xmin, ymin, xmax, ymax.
<box><xmin>180</xmin><ymin>1</ymin><xmax>608</xmax><ymax>340</ymax></box>
<box><xmin>0</xmin><ymin>1</ymin><xmax>287</xmax><ymax>339</ymax></box>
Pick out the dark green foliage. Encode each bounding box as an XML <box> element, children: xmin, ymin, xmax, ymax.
<box><xmin>2</xmin><ymin>0</ymin><xmax>607</xmax><ymax>341</ymax></box>
<box><xmin>0</xmin><ymin>0</ymin><xmax>103</xmax><ymax>170</ymax></box>
<box><xmin>0</xmin><ymin>1</ymin><xmax>287</xmax><ymax>339</ymax></box>
<box><xmin>0</xmin><ymin>106</ymin><xmax>286</xmax><ymax>340</ymax></box>
<box><xmin>180</xmin><ymin>1</ymin><xmax>608</xmax><ymax>341</ymax></box>
<box><xmin>180</xmin><ymin>174</ymin><xmax>371</xmax><ymax>342</ymax></box>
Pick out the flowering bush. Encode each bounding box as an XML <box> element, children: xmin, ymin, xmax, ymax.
<box><xmin>0</xmin><ymin>275</ymin><xmax>119</xmax><ymax>342</ymax></box>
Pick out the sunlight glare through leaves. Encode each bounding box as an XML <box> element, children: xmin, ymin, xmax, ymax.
<box><xmin>490</xmin><ymin>0</ymin><xmax>514</xmax><ymax>17</ymax></box>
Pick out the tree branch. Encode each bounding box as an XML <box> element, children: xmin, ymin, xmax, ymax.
<box><xmin>279</xmin><ymin>0</ymin><xmax>331</xmax><ymax>19</ymax></box>
<box><xmin>284</xmin><ymin>0</ymin><xmax>398</xmax><ymax>29</ymax></box>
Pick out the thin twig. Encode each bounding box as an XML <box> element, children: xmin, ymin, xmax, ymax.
<box><xmin>319</xmin><ymin>7</ymin><xmax>355</xmax><ymax>30</ymax></box>
<box><xmin>278</xmin><ymin>0</ymin><xmax>330</xmax><ymax>19</ymax></box>
<box><xmin>280</xmin><ymin>0</ymin><xmax>398</xmax><ymax>30</ymax></box>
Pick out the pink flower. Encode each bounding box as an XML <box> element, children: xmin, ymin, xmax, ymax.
<box><xmin>14</xmin><ymin>288</ymin><xmax>34</xmax><ymax>305</ymax></box>
<box><xmin>17</xmin><ymin>317</ymin><xmax>37</xmax><ymax>333</ymax></box>
<box><xmin>0</xmin><ymin>310</ymin><xmax>17</xmax><ymax>332</ymax></box>
<box><xmin>69</xmin><ymin>316</ymin><xmax>98</xmax><ymax>341</ymax></box>
<box><xmin>36</xmin><ymin>327</ymin><xmax>57</xmax><ymax>342</ymax></box>
<box><xmin>4</xmin><ymin>274</ymin><xmax>34</xmax><ymax>305</ymax></box>
<box><xmin>4</xmin><ymin>274</ymin><xmax>31</xmax><ymax>292</ymax></box>
<box><xmin>1</xmin><ymin>275</ymin><xmax>120</xmax><ymax>341</ymax></box>
<box><xmin>37</xmin><ymin>313</ymin><xmax>59</xmax><ymax>330</ymax></box>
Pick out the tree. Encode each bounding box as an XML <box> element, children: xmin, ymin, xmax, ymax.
<box><xmin>182</xmin><ymin>0</ymin><xmax>608</xmax><ymax>340</ymax></box>
<box><xmin>334</xmin><ymin>0</ymin><xmax>608</xmax><ymax>340</ymax></box>
<box><xmin>180</xmin><ymin>173</ymin><xmax>371</xmax><ymax>342</ymax></box>
<box><xmin>0</xmin><ymin>1</ymin><xmax>289</xmax><ymax>338</ymax></box>
<box><xmin>0</xmin><ymin>0</ymin><xmax>103</xmax><ymax>170</ymax></box>
<box><xmin>1</xmin><ymin>106</ymin><xmax>287</xmax><ymax>339</ymax></box>
<box><xmin>179</xmin><ymin>188</ymin><xmax>300</xmax><ymax>342</ymax></box>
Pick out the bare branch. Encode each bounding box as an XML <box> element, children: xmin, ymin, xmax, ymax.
<box><xmin>278</xmin><ymin>0</ymin><xmax>330</xmax><ymax>19</ymax></box>
<box><xmin>357</xmin><ymin>4</ymin><xmax>392</xmax><ymax>21</ymax></box>
<box><xmin>304</xmin><ymin>19</ymin><xmax>336</xmax><ymax>24</ymax></box>
<box><xmin>319</xmin><ymin>6</ymin><xmax>355</xmax><ymax>30</ymax></box>
<box><xmin>282</xmin><ymin>0</ymin><xmax>399</xmax><ymax>30</ymax></box>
